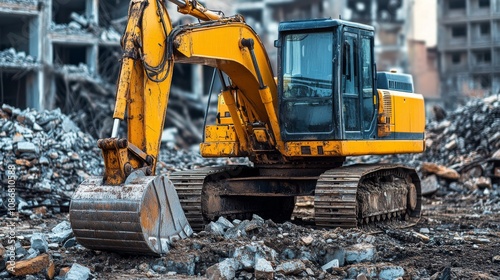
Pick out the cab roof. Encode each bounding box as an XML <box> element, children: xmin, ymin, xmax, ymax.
<box><xmin>278</xmin><ymin>18</ymin><xmax>374</xmax><ymax>32</ymax></box>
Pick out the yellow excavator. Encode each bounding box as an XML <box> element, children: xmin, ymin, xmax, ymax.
<box><xmin>70</xmin><ymin>0</ymin><xmax>425</xmax><ymax>255</ymax></box>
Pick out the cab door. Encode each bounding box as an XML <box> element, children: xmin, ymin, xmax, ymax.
<box><xmin>341</xmin><ymin>28</ymin><xmax>376</xmax><ymax>140</ymax></box>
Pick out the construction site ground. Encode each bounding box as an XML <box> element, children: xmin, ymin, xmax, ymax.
<box><xmin>2</xmin><ymin>189</ymin><xmax>499</xmax><ymax>280</ymax></box>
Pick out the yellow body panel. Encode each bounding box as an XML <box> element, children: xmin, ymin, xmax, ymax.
<box><xmin>200</xmin><ymin>142</ymin><xmax>243</xmax><ymax>157</ymax></box>
<box><xmin>386</xmin><ymin>90</ymin><xmax>426</xmax><ymax>134</ymax></box>
<box><xmin>284</xmin><ymin>140</ymin><xmax>424</xmax><ymax>157</ymax></box>
<box><xmin>204</xmin><ymin>125</ymin><xmax>238</xmax><ymax>142</ymax></box>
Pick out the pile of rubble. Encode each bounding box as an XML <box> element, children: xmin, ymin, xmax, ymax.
<box><xmin>50</xmin><ymin>13</ymin><xmax>122</xmax><ymax>43</ymax></box>
<box><xmin>423</xmin><ymin>95</ymin><xmax>500</xmax><ymax>167</ymax></box>
<box><xmin>2</xmin><ymin>210</ymin><xmax>498</xmax><ymax>279</ymax></box>
<box><xmin>0</xmin><ymin>105</ymin><xmax>103</xmax><ymax>217</ymax></box>
<box><xmin>0</xmin><ymin>48</ymin><xmax>37</xmax><ymax>67</ymax></box>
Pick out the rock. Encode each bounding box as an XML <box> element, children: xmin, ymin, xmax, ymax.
<box><xmin>224</xmin><ymin>227</ymin><xmax>244</xmax><ymax>239</ymax></box>
<box><xmin>205</xmin><ymin>221</ymin><xmax>224</xmax><ymax>236</ymax></box>
<box><xmin>306</xmin><ymin>267</ymin><xmax>315</xmax><ymax>276</ymax></box>
<box><xmin>65</xmin><ymin>263</ymin><xmax>91</xmax><ymax>280</ymax></box>
<box><xmin>324</xmin><ymin>247</ymin><xmax>346</xmax><ymax>266</ymax></box>
<box><xmin>421</xmin><ymin>162</ymin><xmax>460</xmax><ymax>180</ymax></box>
<box><xmin>301</xmin><ymin>235</ymin><xmax>314</xmax><ymax>245</ymax></box>
<box><xmin>345</xmin><ymin>243</ymin><xmax>376</xmax><ymax>264</ymax></box>
<box><xmin>0</xmin><ymin>244</ymin><xmax>6</xmax><ymax>260</ymax></box>
<box><xmin>321</xmin><ymin>259</ymin><xmax>339</xmax><ymax>272</ymax></box>
<box><xmin>50</xmin><ymin>221</ymin><xmax>73</xmax><ymax>243</ymax></box>
<box><xmin>474</xmin><ymin>177</ymin><xmax>492</xmax><ymax>189</ymax></box>
<box><xmin>378</xmin><ymin>265</ymin><xmax>405</xmax><ymax>280</ymax></box>
<box><xmin>152</xmin><ymin>264</ymin><xmax>167</xmax><ymax>274</ymax></box>
<box><xmin>243</xmin><ymin>220</ymin><xmax>262</xmax><ymax>233</ymax></box>
<box><xmin>492</xmin><ymin>255</ymin><xmax>500</xmax><ymax>263</ymax></box>
<box><xmin>421</xmin><ymin>175</ymin><xmax>440</xmax><ymax>195</ymax></box>
<box><xmin>419</xmin><ymin>228</ymin><xmax>430</xmax><ymax>234</ymax></box>
<box><xmin>164</xmin><ymin>255</ymin><xmax>196</xmax><ymax>275</ymax></box>
<box><xmin>205</xmin><ymin>258</ymin><xmax>241</xmax><ymax>280</ymax></box>
<box><xmin>232</xmin><ymin>243</ymin><xmax>277</xmax><ymax>270</ymax></box>
<box><xmin>59</xmin><ymin>266</ymin><xmax>71</xmax><ymax>277</ymax></box>
<box><xmin>30</xmin><ymin>233</ymin><xmax>48</xmax><ymax>253</ymax></box>
<box><xmin>254</xmin><ymin>258</ymin><xmax>274</xmax><ymax>280</ymax></box>
<box><xmin>346</xmin><ymin>266</ymin><xmax>378</xmax><ymax>279</ymax></box>
<box><xmin>63</xmin><ymin>237</ymin><xmax>77</xmax><ymax>248</ymax></box>
<box><xmin>275</xmin><ymin>260</ymin><xmax>306</xmax><ymax>275</ymax></box>
<box><xmin>15</xmin><ymin>141</ymin><xmax>37</xmax><ymax>154</ymax></box>
<box><xmin>252</xmin><ymin>214</ymin><xmax>265</xmax><ymax>224</ymax></box>
<box><xmin>9</xmin><ymin>253</ymin><xmax>50</xmax><ymax>276</ymax></box>
<box><xmin>216</xmin><ymin>216</ymin><xmax>234</xmax><ymax>230</ymax></box>
<box><xmin>138</xmin><ymin>263</ymin><xmax>149</xmax><ymax>272</ymax></box>
<box><xmin>46</xmin><ymin>259</ymin><xmax>56</xmax><ymax>279</ymax></box>
<box><xmin>357</xmin><ymin>273</ymin><xmax>368</xmax><ymax>280</ymax></box>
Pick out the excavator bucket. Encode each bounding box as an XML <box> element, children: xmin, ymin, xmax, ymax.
<box><xmin>69</xmin><ymin>174</ymin><xmax>192</xmax><ymax>255</ymax></box>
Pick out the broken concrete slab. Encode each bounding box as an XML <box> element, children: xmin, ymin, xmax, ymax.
<box><xmin>254</xmin><ymin>258</ymin><xmax>274</xmax><ymax>280</ymax></box>
<box><xmin>65</xmin><ymin>263</ymin><xmax>91</xmax><ymax>280</ymax></box>
<box><xmin>345</xmin><ymin>243</ymin><xmax>376</xmax><ymax>264</ymax></box>
<box><xmin>9</xmin><ymin>253</ymin><xmax>49</xmax><ymax>277</ymax></box>
<box><xmin>205</xmin><ymin>258</ymin><xmax>241</xmax><ymax>280</ymax></box>
<box><xmin>321</xmin><ymin>259</ymin><xmax>339</xmax><ymax>272</ymax></box>
<box><xmin>30</xmin><ymin>233</ymin><xmax>48</xmax><ymax>253</ymax></box>
<box><xmin>378</xmin><ymin>265</ymin><xmax>405</xmax><ymax>280</ymax></box>
<box><xmin>275</xmin><ymin>260</ymin><xmax>306</xmax><ymax>275</ymax></box>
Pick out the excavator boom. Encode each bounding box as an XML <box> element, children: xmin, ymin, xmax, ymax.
<box><xmin>70</xmin><ymin>0</ymin><xmax>226</xmax><ymax>255</ymax></box>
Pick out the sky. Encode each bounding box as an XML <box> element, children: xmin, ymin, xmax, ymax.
<box><xmin>411</xmin><ymin>0</ymin><xmax>437</xmax><ymax>47</ymax></box>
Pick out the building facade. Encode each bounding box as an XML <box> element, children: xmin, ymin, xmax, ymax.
<box><xmin>0</xmin><ymin>0</ymin><xmax>128</xmax><ymax>110</ymax></box>
<box><xmin>438</xmin><ymin>0</ymin><xmax>500</xmax><ymax>108</ymax></box>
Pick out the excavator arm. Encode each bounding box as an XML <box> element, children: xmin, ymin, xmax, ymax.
<box><xmin>102</xmin><ymin>0</ymin><xmax>284</xmax><ymax>185</ymax></box>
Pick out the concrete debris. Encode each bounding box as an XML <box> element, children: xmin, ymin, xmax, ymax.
<box><xmin>345</xmin><ymin>243</ymin><xmax>377</xmax><ymax>264</ymax></box>
<box><xmin>275</xmin><ymin>260</ymin><xmax>306</xmax><ymax>275</ymax></box>
<box><xmin>254</xmin><ymin>258</ymin><xmax>274</xmax><ymax>280</ymax></box>
<box><xmin>100</xmin><ymin>27</ymin><xmax>122</xmax><ymax>42</ymax></box>
<box><xmin>49</xmin><ymin>221</ymin><xmax>73</xmax><ymax>244</ymax></box>
<box><xmin>378</xmin><ymin>265</ymin><xmax>405</xmax><ymax>280</ymax></box>
<box><xmin>0</xmin><ymin>105</ymin><xmax>103</xmax><ymax>216</ymax></box>
<box><xmin>30</xmin><ymin>233</ymin><xmax>48</xmax><ymax>253</ymax></box>
<box><xmin>321</xmin><ymin>259</ymin><xmax>339</xmax><ymax>271</ymax></box>
<box><xmin>8</xmin><ymin>253</ymin><xmax>50</xmax><ymax>277</ymax></box>
<box><xmin>64</xmin><ymin>263</ymin><xmax>91</xmax><ymax>280</ymax></box>
<box><xmin>205</xmin><ymin>258</ymin><xmax>241</xmax><ymax>280</ymax></box>
<box><xmin>60</xmin><ymin>63</ymin><xmax>91</xmax><ymax>76</ymax></box>
<box><xmin>0</xmin><ymin>48</ymin><xmax>37</xmax><ymax>66</ymax></box>
<box><xmin>421</xmin><ymin>162</ymin><xmax>460</xmax><ymax>180</ymax></box>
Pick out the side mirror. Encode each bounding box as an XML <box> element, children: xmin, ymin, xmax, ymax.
<box><xmin>274</xmin><ymin>39</ymin><xmax>281</xmax><ymax>48</ymax></box>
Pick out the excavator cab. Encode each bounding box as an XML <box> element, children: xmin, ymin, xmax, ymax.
<box><xmin>277</xmin><ymin>19</ymin><xmax>377</xmax><ymax>142</ymax></box>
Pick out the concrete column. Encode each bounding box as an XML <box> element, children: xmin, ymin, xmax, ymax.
<box><xmin>87</xmin><ymin>44</ymin><xmax>98</xmax><ymax>77</ymax></box>
<box><xmin>87</xmin><ymin>0</ymin><xmax>98</xmax><ymax>25</ymax></box>
<box><xmin>25</xmin><ymin>15</ymin><xmax>41</xmax><ymax>110</ymax></box>
<box><xmin>192</xmin><ymin>64</ymin><xmax>203</xmax><ymax>98</ymax></box>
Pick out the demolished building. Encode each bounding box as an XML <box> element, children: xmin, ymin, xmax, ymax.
<box><xmin>0</xmin><ymin>0</ymin><xmax>127</xmax><ymax>110</ymax></box>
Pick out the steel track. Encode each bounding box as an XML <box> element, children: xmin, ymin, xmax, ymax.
<box><xmin>314</xmin><ymin>164</ymin><xmax>421</xmax><ymax>228</ymax></box>
<box><xmin>169</xmin><ymin>166</ymin><xmax>242</xmax><ymax>231</ymax></box>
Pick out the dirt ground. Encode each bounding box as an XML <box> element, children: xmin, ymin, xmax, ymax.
<box><xmin>2</xmin><ymin>185</ymin><xmax>499</xmax><ymax>280</ymax></box>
